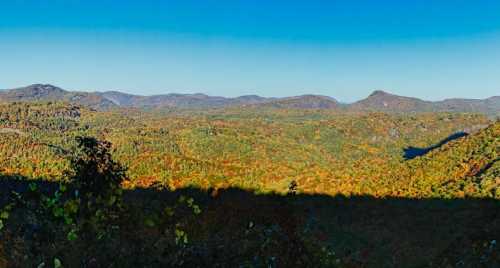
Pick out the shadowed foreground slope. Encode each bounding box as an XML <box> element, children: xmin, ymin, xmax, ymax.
<box><xmin>0</xmin><ymin>176</ymin><xmax>498</xmax><ymax>267</ymax></box>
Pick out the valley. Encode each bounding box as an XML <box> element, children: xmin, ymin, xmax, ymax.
<box><xmin>0</xmin><ymin>98</ymin><xmax>498</xmax><ymax>266</ymax></box>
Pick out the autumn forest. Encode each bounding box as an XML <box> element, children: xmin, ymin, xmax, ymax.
<box><xmin>0</xmin><ymin>100</ymin><xmax>498</xmax><ymax>267</ymax></box>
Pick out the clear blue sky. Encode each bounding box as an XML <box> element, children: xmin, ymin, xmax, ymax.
<box><xmin>1</xmin><ymin>1</ymin><xmax>499</xmax><ymax>102</ymax></box>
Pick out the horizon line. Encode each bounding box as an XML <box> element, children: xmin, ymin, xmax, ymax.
<box><xmin>3</xmin><ymin>83</ymin><xmax>499</xmax><ymax>104</ymax></box>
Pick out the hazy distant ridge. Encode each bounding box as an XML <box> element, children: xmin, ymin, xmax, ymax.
<box><xmin>0</xmin><ymin>84</ymin><xmax>498</xmax><ymax>115</ymax></box>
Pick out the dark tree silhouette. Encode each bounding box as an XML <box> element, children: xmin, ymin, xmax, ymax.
<box><xmin>69</xmin><ymin>136</ymin><xmax>126</xmax><ymax>213</ymax></box>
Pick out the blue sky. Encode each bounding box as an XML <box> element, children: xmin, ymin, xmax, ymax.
<box><xmin>1</xmin><ymin>1</ymin><xmax>499</xmax><ymax>102</ymax></box>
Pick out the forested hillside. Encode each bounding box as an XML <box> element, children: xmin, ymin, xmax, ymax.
<box><xmin>0</xmin><ymin>102</ymin><xmax>498</xmax><ymax>267</ymax></box>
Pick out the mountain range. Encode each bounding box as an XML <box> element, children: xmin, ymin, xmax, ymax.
<box><xmin>1</xmin><ymin>84</ymin><xmax>498</xmax><ymax>115</ymax></box>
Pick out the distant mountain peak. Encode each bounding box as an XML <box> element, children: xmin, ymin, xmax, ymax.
<box><xmin>0</xmin><ymin>84</ymin><xmax>114</xmax><ymax>110</ymax></box>
<box><xmin>1</xmin><ymin>84</ymin><xmax>498</xmax><ymax>115</ymax></box>
<box><xmin>20</xmin><ymin>83</ymin><xmax>66</xmax><ymax>93</ymax></box>
<box><xmin>29</xmin><ymin>83</ymin><xmax>59</xmax><ymax>88</ymax></box>
<box><xmin>5</xmin><ymin>84</ymin><xmax>67</xmax><ymax>99</ymax></box>
<box><xmin>369</xmin><ymin>90</ymin><xmax>393</xmax><ymax>97</ymax></box>
<box><xmin>352</xmin><ymin>90</ymin><xmax>433</xmax><ymax>112</ymax></box>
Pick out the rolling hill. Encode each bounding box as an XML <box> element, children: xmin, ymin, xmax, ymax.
<box><xmin>0</xmin><ymin>84</ymin><xmax>115</xmax><ymax>110</ymax></box>
<box><xmin>435</xmin><ymin>96</ymin><xmax>500</xmax><ymax>114</ymax></box>
<box><xmin>247</xmin><ymin>94</ymin><xmax>339</xmax><ymax>109</ymax></box>
<box><xmin>352</xmin><ymin>90</ymin><xmax>500</xmax><ymax>116</ymax></box>
<box><xmin>1</xmin><ymin>84</ymin><xmax>499</xmax><ymax>115</ymax></box>
<box><xmin>350</xmin><ymin>90</ymin><xmax>435</xmax><ymax>112</ymax></box>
